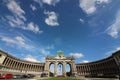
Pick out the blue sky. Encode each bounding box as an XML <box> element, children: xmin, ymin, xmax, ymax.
<box><xmin>0</xmin><ymin>0</ymin><xmax>120</xmax><ymax>63</ymax></box>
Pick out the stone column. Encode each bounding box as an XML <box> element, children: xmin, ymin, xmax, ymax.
<box><xmin>44</xmin><ymin>61</ymin><xmax>50</xmax><ymax>77</ymax></box>
<box><xmin>6</xmin><ymin>58</ymin><xmax>10</xmax><ymax>66</ymax></box>
<box><xmin>63</xmin><ymin>62</ymin><xmax>66</xmax><ymax>77</ymax></box>
<box><xmin>71</xmin><ymin>62</ymin><xmax>77</xmax><ymax>77</ymax></box>
<box><xmin>54</xmin><ymin>62</ymin><xmax>58</xmax><ymax>77</ymax></box>
<box><xmin>4</xmin><ymin>58</ymin><xmax>8</xmax><ymax>65</ymax></box>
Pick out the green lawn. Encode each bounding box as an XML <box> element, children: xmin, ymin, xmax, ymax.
<box><xmin>38</xmin><ymin>77</ymin><xmax>80</xmax><ymax>80</ymax></box>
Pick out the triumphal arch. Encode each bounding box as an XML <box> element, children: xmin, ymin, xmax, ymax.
<box><xmin>44</xmin><ymin>51</ymin><xmax>77</xmax><ymax>77</ymax></box>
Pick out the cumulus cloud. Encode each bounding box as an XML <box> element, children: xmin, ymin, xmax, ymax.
<box><xmin>1</xmin><ymin>36</ymin><xmax>25</xmax><ymax>45</ymax></box>
<box><xmin>0</xmin><ymin>35</ymin><xmax>53</xmax><ymax>59</ymax></box>
<box><xmin>6</xmin><ymin>15</ymin><xmax>42</xmax><ymax>33</ymax></box>
<box><xmin>6</xmin><ymin>15</ymin><xmax>24</xmax><ymax>27</ymax></box>
<box><xmin>70</xmin><ymin>52</ymin><xmax>84</xmax><ymax>58</ymax></box>
<box><xmin>34</xmin><ymin>0</ymin><xmax>60</xmax><ymax>6</ymax></box>
<box><xmin>106</xmin><ymin>10</ymin><xmax>120</xmax><ymax>38</ymax></box>
<box><xmin>79</xmin><ymin>18</ymin><xmax>84</xmax><ymax>23</ymax></box>
<box><xmin>105</xmin><ymin>47</ymin><xmax>120</xmax><ymax>56</ymax></box>
<box><xmin>30</xmin><ymin>4</ymin><xmax>37</xmax><ymax>11</ymax></box>
<box><xmin>6</xmin><ymin>0</ymin><xmax>41</xmax><ymax>33</ymax></box>
<box><xmin>44</xmin><ymin>11</ymin><xmax>59</xmax><ymax>26</ymax></box>
<box><xmin>27</xmin><ymin>22</ymin><xmax>42</xmax><ymax>33</ymax></box>
<box><xmin>42</xmin><ymin>0</ymin><xmax>60</xmax><ymax>6</ymax></box>
<box><xmin>24</xmin><ymin>55</ymin><xmax>39</xmax><ymax>62</ymax></box>
<box><xmin>81</xmin><ymin>60</ymin><xmax>89</xmax><ymax>63</ymax></box>
<box><xmin>1</xmin><ymin>37</ymin><xmax>15</xmax><ymax>44</ymax></box>
<box><xmin>7</xmin><ymin>0</ymin><xmax>26</xmax><ymax>21</ymax></box>
<box><xmin>1</xmin><ymin>36</ymin><xmax>32</xmax><ymax>49</ymax></box>
<box><xmin>79</xmin><ymin>0</ymin><xmax>111</xmax><ymax>14</ymax></box>
<box><xmin>15</xmin><ymin>36</ymin><xmax>25</xmax><ymax>45</ymax></box>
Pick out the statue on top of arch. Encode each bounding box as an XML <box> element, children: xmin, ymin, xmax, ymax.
<box><xmin>55</xmin><ymin>50</ymin><xmax>66</xmax><ymax>59</ymax></box>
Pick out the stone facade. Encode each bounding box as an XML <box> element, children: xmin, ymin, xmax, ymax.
<box><xmin>76</xmin><ymin>51</ymin><xmax>120</xmax><ymax>77</ymax></box>
<box><xmin>0</xmin><ymin>50</ymin><xmax>44</xmax><ymax>76</ymax></box>
<box><xmin>0</xmin><ymin>50</ymin><xmax>120</xmax><ymax>77</ymax></box>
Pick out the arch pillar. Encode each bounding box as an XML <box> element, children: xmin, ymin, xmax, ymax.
<box><xmin>54</xmin><ymin>62</ymin><xmax>58</xmax><ymax>77</ymax></box>
<box><xmin>71</xmin><ymin>62</ymin><xmax>77</xmax><ymax>77</ymax></box>
<box><xmin>63</xmin><ymin>62</ymin><xmax>66</xmax><ymax>77</ymax></box>
<box><xmin>44</xmin><ymin>61</ymin><xmax>50</xmax><ymax>77</ymax></box>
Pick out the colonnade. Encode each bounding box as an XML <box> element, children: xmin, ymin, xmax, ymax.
<box><xmin>2</xmin><ymin>57</ymin><xmax>44</xmax><ymax>72</ymax></box>
<box><xmin>76</xmin><ymin>53</ymin><xmax>120</xmax><ymax>76</ymax></box>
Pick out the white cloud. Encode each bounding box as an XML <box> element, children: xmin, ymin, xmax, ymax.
<box><xmin>0</xmin><ymin>36</ymin><xmax>32</xmax><ymax>50</ymax></box>
<box><xmin>30</xmin><ymin>4</ymin><xmax>37</xmax><ymax>11</ymax></box>
<box><xmin>7</xmin><ymin>0</ymin><xmax>26</xmax><ymax>21</ymax></box>
<box><xmin>24</xmin><ymin>55</ymin><xmax>39</xmax><ymax>62</ymax></box>
<box><xmin>15</xmin><ymin>36</ymin><xmax>25</xmax><ymax>45</ymax></box>
<box><xmin>79</xmin><ymin>0</ymin><xmax>111</xmax><ymax>14</ymax></box>
<box><xmin>70</xmin><ymin>52</ymin><xmax>84</xmax><ymax>58</ymax></box>
<box><xmin>6</xmin><ymin>0</ymin><xmax>41</xmax><ymax>34</ymax></box>
<box><xmin>106</xmin><ymin>47</ymin><xmax>120</xmax><ymax>56</ymax></box>
<box><xmin>116</xmin><ymin>47</ymin><xmax>120</xmax><ymax>50</ymax></box>
<box><xmin>1</xmin><ymin>36</ymin><xmax>25</xmax><ymax>45</ymax></box>
<box><xmin>0</xmin><ymin>35</ymin><xmax>52</xmax><ymax>59</ymax></box>
<box><xmin>96</xmin><ymin>0</ymin><xmax>110</xmax><ymax>3</ymax></box>
<box><xmin>79</xmin><ymin>18</ymin><xmax>84</xmax><ymax>23</ymax></box>
<box><xmin>6</xmin><ymin>16</ymin><xmax>42</xmax><ymax>33</ymax></box>
<box><xmin>27</xmin><ymin>22</ymin><xmax>42</xmax><ymax>33</ymax></box>
<box><xmin>34</xmin><ymin>0</ymin><xmax>60</xmax><ymax>6</ymax></box>
<box><xmin>42</xmin><ymin>0</ymin><xmax>60</xmax><ymax>6</ymax></box>
<box><xmin>6</xmin><ymin>15</ymin><xmax>24</xmax><ymax>27</ymax></box>
<box><xmin>44</xmin><ymin>11</ymin><xmax>59</xmax><ymax>26</ymax></box>
<box><xmin>81</xmin><ymin>60</ymin><xmax>89</xmax><ymax>63</ymax></box>
<box><xmin>6</xmin><ymin>15</ymin><xmax>42</xmax><ymax>33</ymax></box>
<box><xmin>106</xmin><ymin>10</ymin><xmax>120</xmax><ymax>38</ymax></box>
<box><xmin>2</xmin><ymin>36</ymin><xmax>25</xmax><ymax>45</ymax></box>
<box><xmin>1</xmin><ymin>37</ymin><xmax>15</xmax><ymax>44</ymax></box>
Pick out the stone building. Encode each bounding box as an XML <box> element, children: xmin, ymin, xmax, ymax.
<box><xmin>0</xmin><ymin>50</ymin><xmax>44</xmax><ymax>77</ymax></box>
<box><xmin>0</xmin><ymin>49</ymin><xmax>120</xmax><ymax>77</ymax></box>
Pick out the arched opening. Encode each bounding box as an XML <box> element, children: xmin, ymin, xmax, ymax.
<box><xmin>66</xmin><ymin>63</ymin><xmax>71</xmax><ymax>77</ymax></box>
<box><xmin>57</xmin><ymin>63</ymin><xmax>63</xmax><ymax>76</ymax></box>
<box><xmin>49</xmin><ymin>63</ymin><xmax>54</xmax><ymax>77</ymax></box>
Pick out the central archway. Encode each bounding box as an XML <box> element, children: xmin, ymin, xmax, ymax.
<box><xmin>57</xmin><ymin>63</ymin><xmax>63</xmax><ymax>76</ymax></box>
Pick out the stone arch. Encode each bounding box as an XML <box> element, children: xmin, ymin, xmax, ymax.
<box><xmin>49</xmin><ymin>62</ymin><xmax>55</xmax><ymax>77</ymax></box>
<box><xmin>49</xmin><ymin>62</ymin><xmax>55</xmax><ymax>68</ymax></box>
<box><xmin>66</xmin><ymin>62</ymin><xmax>72</xmax><ymax>76</ymax></box>
<box><xmin>57</xmin><ymin>62</ymin><xmax>63</xmax><ymax>76</ymax></box>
